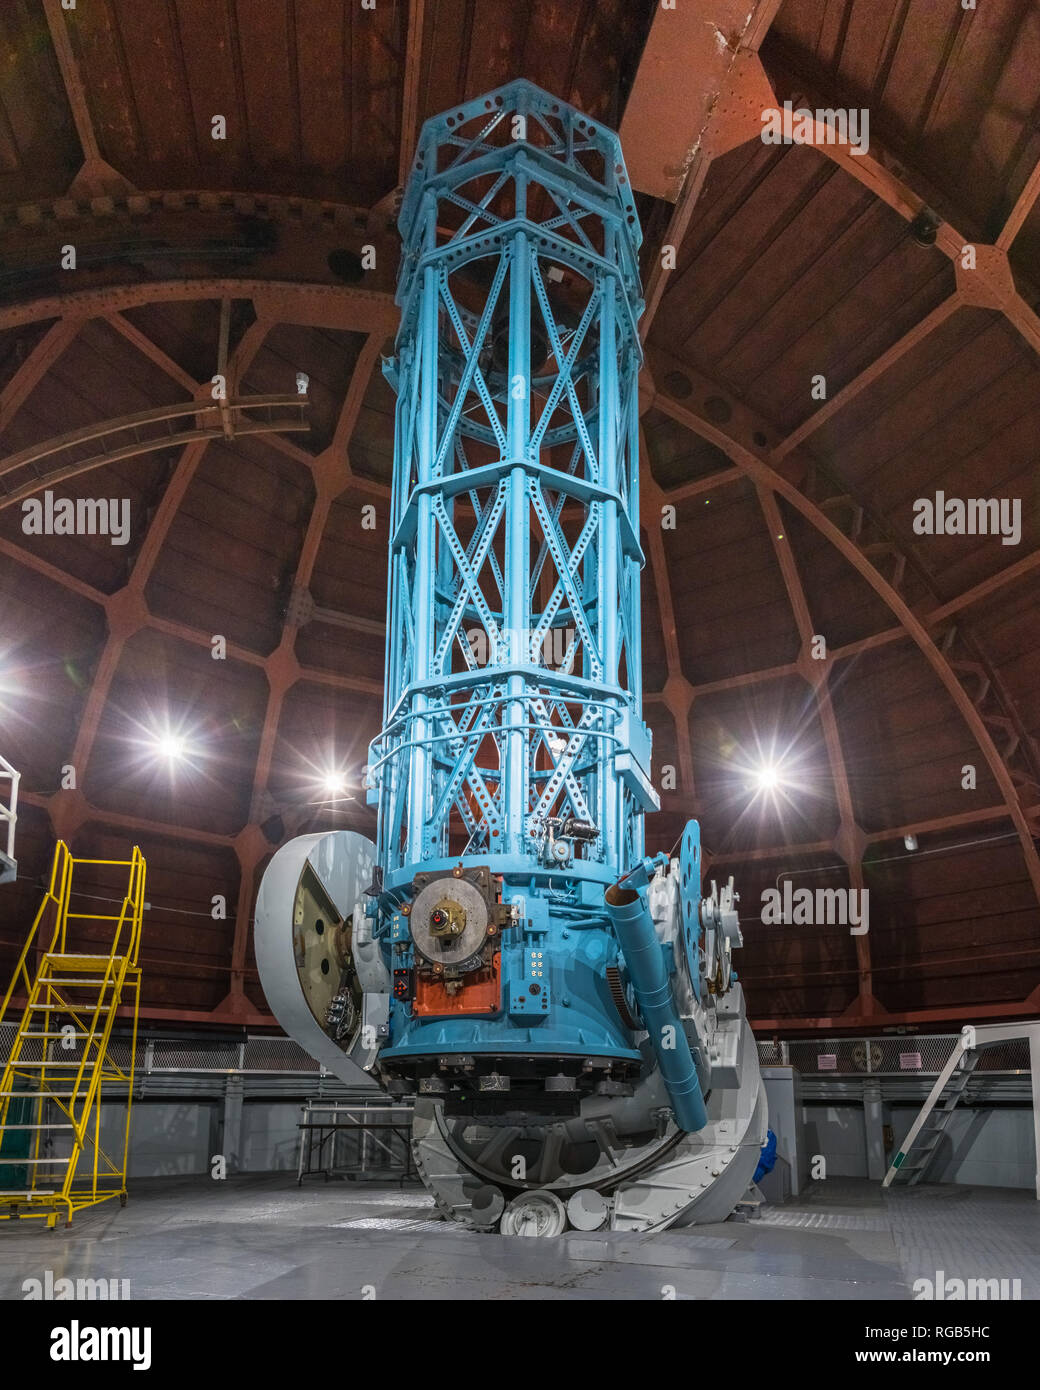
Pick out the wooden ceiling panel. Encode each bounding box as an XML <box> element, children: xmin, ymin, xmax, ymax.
<box><xmin>84</xmin><ymin>628</ymin><xmax>268</xmax><ymax>837</ymax></box>
<box><xmin>241</xmin><ymin>324</ymin><xmax>365</xmax><ymax>455</ymax></box>
<box><xmin>79</xmin><ymin>0</ymin><xmax>197</xmax><ymax>173</ymax></box>
<box><xmin>690</xmin><ymin>678</ymin><xmax>842</xmax><ymax>853</ymax></box>
<box><xmin>348</xmin><ymin>366</ymin><xmax>395</xmax><ymax>484</ymax></box>
<box><xmin>0</xmin><ymin>567</ymin><xmax>105</xmax><ymax>789</ymax></box>
<box><xmin>309</xmin><ymin>486</ymin><xmax>389</xmax><ymax>628</ymax></box>
<box><xmin>69</xmin><ymin>0</ymin><xmax>402</xmax><ymax>204</ymax></box>
<box><xmin>266</xmin><ymin>679</ymin><xmax>381</xmax><ymax>821</ymax></box>
<box><xmin>656</xmin><ymin>146</ymin><xmax>830</xmax><ymax>357</ymax></box>
<box><xmin>1</xmin><ymin>319</ymin><xmax>190</xmax><ymax>453</ymax></box>
<box><xmin>740</xmin><ymin>212</ymin><xmax>955</xmax><ymax>432</ymax></box>
<box><xmin>638</xmin><ymin>524</ymin><xmax>668</xmax><ymax>693</ymax></box>
<box><xmin>144</xmin><ymin>434</ymin><xmax>313</xmax><ymax>655</ymax></box>
<box><xmin>119</xmin><ymin>300</ymin><xmax>224</xmax><ymax>386</ymax></box>
<box><xmin>774</xmin><ymin>503</ymin><xmax>904</xmax><ymax>650</ymax></box>
<box><xmin>734</xmin><ymin>854</ymin><xmax>860</xmax><ymax>1021</ymax></box>
<box><xmin>664</xmin><ymin>484</ymin><xmax>802</xmax><ymax>686</ymax></box>
<box><xmin>831</xmin><ymin>645</ymin><xmax>1003</xmax><ymax>833</ymax></box>
<box><xmin>768</xmin><ymin>0</ymin><xmax>1040</xmax><ymax>236</ymax></box>
<box><xmin>642</xmin><ymin>408</ymin><xmax>734</xmax><ymax>492</ymax></box>
<box><xmin>962</xmin><ymin>582</ymin><xmax>1040</xmax><ymax>740</ymax></box>
<box><xmin>0</xmin><ymin>1</ymin><xmax>81</xmax><ymax>202</ymax></box>
<box><xmin>807</xmin><ymin>305</ymin><xmax>999</xmax><ymax>475</ymax></box>
<box><xmin>865</xmin><ymin>833</ymin><xmax>1040</xmax><ymax>1013</ymax></box>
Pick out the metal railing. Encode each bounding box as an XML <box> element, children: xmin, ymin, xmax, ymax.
<box><xmin>758</xmin><ymin>1032</ymin><xmax>1031</xmax><ymax>1075</ymax></box>
<box><xmin>0</xmin><ymin>755</ymin><xmax>18</xmax><ymax>865</ymax></box>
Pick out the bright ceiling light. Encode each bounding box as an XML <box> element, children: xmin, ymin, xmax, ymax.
<box><xmin>753</xmin><ymin>764</ymin><xmax>780</xmax><ymax>792</ymax></box>
<box><xmin>322</xmin><ymin>770</ymin><xmax>348</xmax><ymax>796</ymax></box>
<box><xmin>154</xmin><ymin>732</ymin><xmax>187</xmax><ymax>762</ymax></box>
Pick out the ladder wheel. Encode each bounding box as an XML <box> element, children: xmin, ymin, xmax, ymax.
<box><xmin>119</xmin><ymin>1193</ymin><xmax>127</xmax><ymax>1207</ymax></box>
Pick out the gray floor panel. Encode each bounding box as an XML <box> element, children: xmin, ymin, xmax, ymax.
<box><xmin>1</xmin><ymin>1174</ymin><xmax>1037</xmax><ymax>1300</ymax></box>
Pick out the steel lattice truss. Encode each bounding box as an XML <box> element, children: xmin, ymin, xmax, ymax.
<box><xmin>368</xmin><ymin>82</ymin><xmax>656</xmax><ymax>884</ymax></box>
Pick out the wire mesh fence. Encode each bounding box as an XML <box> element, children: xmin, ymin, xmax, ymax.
<box><xmin>758</xmin><ymin>1033</ymin><xmax>1032</xmax><ymax>1075</ymax></box>
<box><xmin>0</xmin><ymin>1026</ymin><xmax>322</xmax><ymax>1076</ymax></box>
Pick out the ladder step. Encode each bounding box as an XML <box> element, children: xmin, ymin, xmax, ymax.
<box><xmin>0</xmin><ymin>1123</ymin><xmax>74</xmax><ymax>1129</ymax></box>
<box><xmin>34</xmin><ymin>978</ymin><xmax>117</xmax><ymax>985</ymax></box>
<box><xmin>18</xmin><ymin>1032</ymin><xmax>92</xmax><ymax>1039</ymax></box>
<box><xmin>46</xmin><ymin>952</ymin><xmax>114</xmax><ymax>958</ymax></box>
<box><xmin>2</xmin><ymin>1061</ymin><xmax>93</xmax><ymax>1067</ymax></box>
<box><xmin>0</xmin><ymin>1091</ymin><xmax>77</xmax><ymax>1097</ymax></box>
<box><xmin>0</xmin><ymin>1157</ymin><xmax>71</xmax><ymax>1164</ymax></box>
<box><xmin>23</xmin><ymin>1001</ymin><xmax>111</xmax><ymax>1009</ymax></box>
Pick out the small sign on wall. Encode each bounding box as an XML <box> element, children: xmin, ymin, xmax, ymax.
<box><xmin>817</xmin><ymin>1053</ymin><xmax>837</xmax><ymax>1070</ymax></box>
<box><xmin>900</xmin><ymin>1052</ymin><xmax>922</xmax><ymax>1070</ymax></box>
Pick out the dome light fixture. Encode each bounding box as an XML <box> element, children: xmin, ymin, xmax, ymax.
<box><xmin>151</xmin><ymin>729</ymin><xmax>189</xmax><ymax>763</ymax></box>
<box><xmin>753</xmin><ymin>764</ymin><xmax>781</xmax><ymax>793</ymax></box>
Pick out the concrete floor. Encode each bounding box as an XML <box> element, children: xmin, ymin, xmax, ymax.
<box><xmin>1</xmin><ymin>1176</ymin><xmax>1038</xmax><ymax>1300</ymax></box>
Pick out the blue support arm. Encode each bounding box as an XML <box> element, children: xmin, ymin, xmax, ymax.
<box><xmin>605</xmin><ymin>865</ymin><xmax>708</xmax><ymax>1132</ymax></box>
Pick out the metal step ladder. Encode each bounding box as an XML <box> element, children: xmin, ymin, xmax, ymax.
<box><xmin>0</xmin><ymin>840</ymin><xmax>145</xmax><ymax>1227</ymax></box>
<box><xmin>884</xmin><ymin>1027</ymin><xmax>982</xmax><ymax>1187</ymax></box>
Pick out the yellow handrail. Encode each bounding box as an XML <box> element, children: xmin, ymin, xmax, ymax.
<box><xmin>0</xmin><ymin>840</ymin><xmax>71</xmax><ymax>1026</ymax></box>
<box><xmin>0</xmin><ymin>843</ymin><xmax>147</xmax><ymax>1028</ymax></box>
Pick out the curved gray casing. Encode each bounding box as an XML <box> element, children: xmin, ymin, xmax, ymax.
<box><xmin>254</xmin><ymin>830</ymin><xmax>384</xmax><ymax>1087</ymax></box>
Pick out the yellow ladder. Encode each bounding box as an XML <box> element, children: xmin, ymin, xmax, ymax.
<box><xmin>0</xmin><ymin>841</ymin><xmax>145</xmax><ymax>1227</ymax></box>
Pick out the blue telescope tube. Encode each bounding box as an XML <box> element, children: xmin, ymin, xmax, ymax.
<box><xmin>604</xmin><ymin>873</ymin><xmax>708</xmax><ymax>1133</ymax></box>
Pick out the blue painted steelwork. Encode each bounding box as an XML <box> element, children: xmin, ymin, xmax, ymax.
<box><xmin>366</xmin><ymin>81</ymin><xmax>658</xmax><ymax>1066</ymax></box>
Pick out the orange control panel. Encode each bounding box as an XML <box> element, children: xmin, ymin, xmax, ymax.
<box><xmin>413</xmin><ymin>952</ymin><xmax>502</xmax><ymax>1017</ymax></box>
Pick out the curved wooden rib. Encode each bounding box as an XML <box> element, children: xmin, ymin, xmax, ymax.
<box><xmin>654</xmin><ymin>389</ymin><xmax>1040</xmax><ymax>906</ymax></box>
<box><xmin>0</xmin><ymin>396</ymin><xmax>309</xmax><ymax>509</ymax></box>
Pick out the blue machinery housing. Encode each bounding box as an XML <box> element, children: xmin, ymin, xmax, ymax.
<box><xmin>364</xmin><ymin>81</ymin><xmax>705</xmax><ymax>1128</ymax></box>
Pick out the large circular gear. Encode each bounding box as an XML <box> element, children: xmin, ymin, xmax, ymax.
<box><xmin>500</xmin><ymin>1190</ymin><xmax>568</xmax><ymax>1237</ymax></box>
<box><xmin>410</xmin><ymin>1089</ymin><xmax>684</xmax><ymax>1225</ymax></box>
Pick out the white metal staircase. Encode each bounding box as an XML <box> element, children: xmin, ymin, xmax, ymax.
<box><xmin>884</xmin><ymin>1022</ymin><xmax>1040</xmax><ymax>1193</ymax></box>
<box><xmin>883</xmin><ymin>1031</ymin><xmax>981</xmax><ymax>1186</ymax></box>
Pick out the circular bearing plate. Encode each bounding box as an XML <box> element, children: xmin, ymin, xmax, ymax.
<box><xmin>409</xmin><ymin>877</ymin><xmax>489</xmax><ymax>968</ymax></box>
<box><xmin>500</xmin><ymin>1190</ymin><xmax>568</xmax><ymax>1237</ymax></box>
<box><xmin>566</xmin><ymin>1189</ymin><xmax>608</xmax><ymax>1231</ymax></box>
